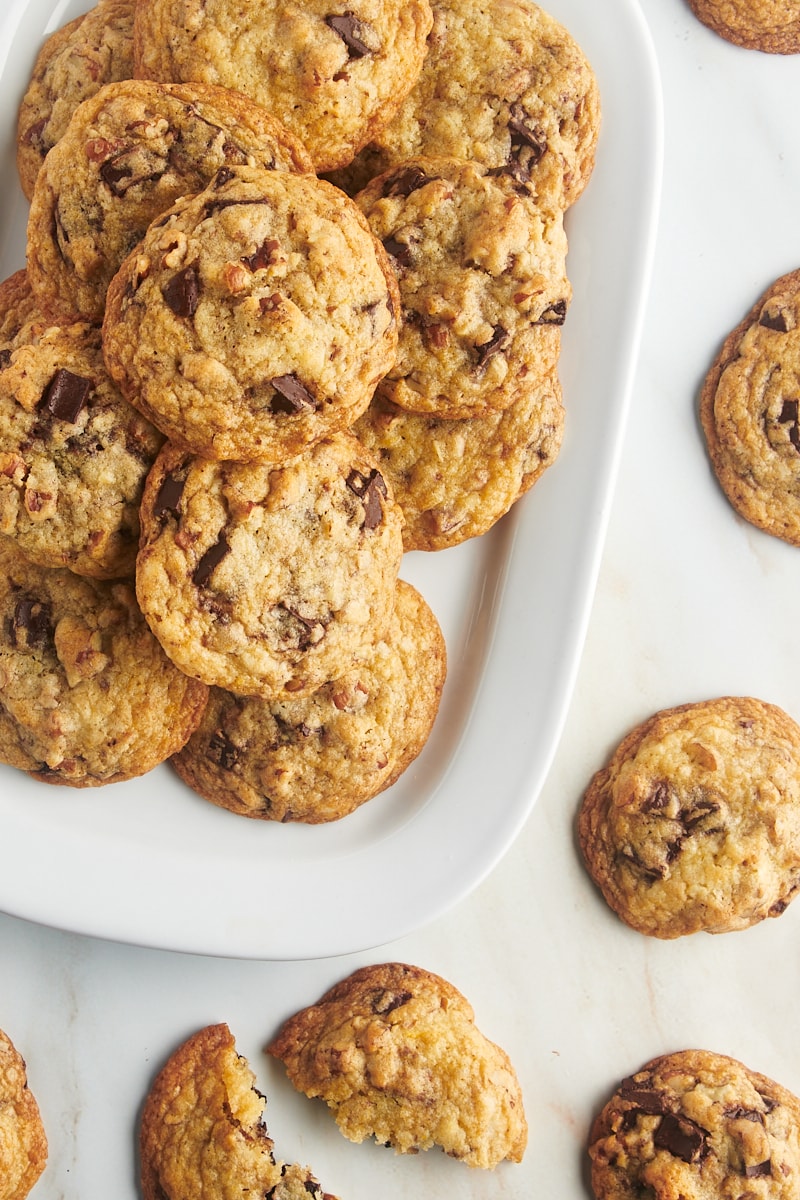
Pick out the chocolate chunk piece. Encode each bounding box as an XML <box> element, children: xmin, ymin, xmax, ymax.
<box><xmin>207</xmin><ymin>729</ymin><xmax>239</xmax><ymax>771</ymax></box>
<box><xmin>382</xmin><ymin>236</ymin><xmax>413</xmax><ymax>268</ymax></box>
<box><xmin>778</xmin><ymin>398</ymin><xmax>800</xmax><ymax>451</ymax></box>
<box><xmin>371</xmin><ymin>989</ymin><xmax>412</xmax><ymax>1015</ymax></box>
<box><xmin>269</xmin><ymin>374</ymin><xmax>317</xmax><ymax>414</ymax></box>
<box><xmin>153</xmin><ymin>473</ymin><xmax>185</xmax><ymax>519</ymax></box>
<box><xmin>242</xmin><ymin>239</ymin><xmax>280</xmax><ymax>271</ymax></box>
<box><xmin>12</xmin><ymin>596</ymin><xmax>53</xmax><ymax>651</ymax></box>
<box><xmin>346</xmin><ymin>467</ymin><xmax>387</xmax><ymax>528</ymax></box>
<box><xmin>475</xmin><ymin>324</ymin><xmax>510</xmax><ymax>366</ymax></box>
<box><xmin>383</xmin><ymin>165</ymin><xmax>433</xmax><ymax>198</ymax></box>
<box><xmin>325</xmin><ymin>12</ymin><xmax>373</xmax><ymax>57</ymax></box>
<box><xmin>192</xmin><ymin>532</ymin><xmax>231</xmax><ymax>586</ymax></box>
<box><xmin>536</xmin><ymin>299</ymin><xmax>568</xmax><ymax>326</ymax></box>
<box><xmin>654</xmin><ymin>1114</ymin><xmax>708</xmax><ymax>1164</ymax></box>
<box><xmin>162</xmin><ymin>265</ymin><xmax>200</xmax><ymax>318</ymax></box>
<box><xmin>760</xmin><ymin>306</ymin><xmax>791</xmax><ymax>332</ymax></box>
<box><xmin>40</xmin><ymin>368</ymin><xmax>92</xmax><ymax>422</ymax></box>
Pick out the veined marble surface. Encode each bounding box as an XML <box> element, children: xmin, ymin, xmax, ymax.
<box><xmin>4</xmin><ymin>0</ymin><xmax>800</xmax><ymax>1196</ymax></box>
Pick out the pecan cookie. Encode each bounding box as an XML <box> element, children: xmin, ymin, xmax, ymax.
<box><xmin>171</xmin><ymin>579</ymin><xmax>446</xmax><ymax>822</ymax></box>
<box><xmin>0</xmin><ymin>271</ymin><xmax>164</xmax><ymax>579</ymax></box>
<box><xmin>0</xmin><ymin>540</ymin><xmax>208</xmax><ymax>785</ymax></box>
<box><xmin>700</xmin><ymin>268</ymin><xmax>800</xmax><ymax>545</ymax></box>
<box><xmin>16</xmin><ymin>0</ymin><xmax>135</xmax><ymax>200</ymax></box>
<box><xmin>133</xmin><ymin>0</ymin><xmax>433</xmax><ymax>173</ymax></box>
<box><xmin>26</xmin><ymin>79</ymin><xmax>312</xmax><ymax>323</ymax></box>
<box><xmin>577</xmin><ymin>696</ymin><xmax>800</xmax><ymax>938</ymax></box>
<box><xmin>355</xmin><ymin>155</ymin><xmax>568</xmax><ymax>418</ymax></box>
<box><xmin>140</xmin><ymin>1023</ymin><xmax>338</xmax><ymax>1200</ymax></box>
<box><xmin>0</xmin><ymin>1028</ymin><xmax>47</xmax><ymax>1200</ymax></box>
<box><xmin>588</xmin><ymin>1049</ymin><xmax>800</xmax><ymax>1199</ymax></box>
<box><xmin>267</xmin><ymin>961</ymin><xmax>527</xmax><ymax>1169</ymax></box>
<box><xmin>102</xmin><ymin>165</ymin><xmax>399</xmax><ymax>462</ymax></box>
<box><xmin>688</xmin><ymin>0</ymin><xmax>800</xmax><ymax>53</ymax></box>
<box><xmin>136</xmin><ymin>434</ymin><xmax>404</xmax><ymax>699</ymax></box>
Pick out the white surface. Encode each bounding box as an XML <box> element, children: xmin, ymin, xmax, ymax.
<box><xmin>4</xmin><ymin>0</ymin><xmax>800</xmax><ymax>1198</ymax></box>
<box><xmin>0</xmin><ymin>0</ymin><xmax>660</xmax><ymax>958</ymax></box>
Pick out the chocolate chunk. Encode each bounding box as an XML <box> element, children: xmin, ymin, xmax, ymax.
<box><xmin>371</xmin><ymin>988</ymin><xmax>412</xmax><ymax>1015</ymax></box>
<box><xmin>724</xmin><ymin>1105</ymin><xmax>764</xmax><ymax>1123</ymax></box>
<box><xmin>276</xmin><ymin>605</ymin><xmax>328</xmax><ymax>651</ymax></box>
<box><xmin>760</xmin><ymin>306</ymin><xmax>791</xmax><ymax>332</ymax></box>
<box><xmin>192</xmin><ymin>532</ymin><xmax>231</xmax><ymax>586</ymax></box>
<box><xmin>619</xmin><ymin>1081</ymin><xmax>670</xmax><ymax>1115</ymax></box>
<box><xmin>490</xmin><ymin>104</ymin><xmax>547</xmax><ymax>184</ymax></box>
<box><xmin>0</xmin><ymin>349</ymin><xmax>11</xmax><ymax>369</ymax></box>
<box><xmin>153</xmin><ymin>473</ymin><xmax>185</xmax><ymax>519</ymax></box>
<box><xmin>99</xmin><ymin>151</ymin><xmax>152</xmax><ymax>196</ymax></box>
<box><xmin>536</xmin><ymin>299</ymin><xmax>568</xmax><ymax>326</ymax></box>
<box><xmin>346</xmin><ymin>467</ymin><xmax>387</xmax><ymax>529</ymax></box>
<box><xmin>269</xmin><ymin>374</ymin><xmax>317</xmax><ymax>414</ymax></box>
<box><xmin>382</xmin><ymin>236</ymin><xmax>413</xmax><ymax>268</ymax></box>
<box><xmin>383</xmin><ymin>165</ymin><xmax>433</xmax><ymax>198</ymax></box>
<box><xmin>242</xmin><ymin>239</ymin><xmax>280</xmax><ymax>271</ymax></box>
<box><xmin>207</xmin><ymin>729</ymin><xmax>239</xmax><ymax>771</ymax></box>
<box><xmin>654</xmin><ymin>1114</ymin><xmax>708</xmax><ymax>1164</ymax></box>
<box><xmin>302</xmin><ymin>1183</ymin><xmax>321</xmax><ymax>1197</ymax></box>
<box><xmin>12</xmin><ymin>596</ymin><xmax>53</xmax><ymax>651</ymax></box>
<box><xmin>475</xmin><ymin>324</ymin><xmax>510</xmax><ymax>366</ymax></box>
<box><xmin>40</xmin><ymin>368</ymin><xmax>92</xmax><ymax>422</ymax></box>
<box><xmin>325</xmin><ymin>12</ymin><xmax>373</xmax><ymax>57</ymax></box>
<box><xmin>778</xmin><ymin>398</ymin><xmax>800</xmax><ymax>451</ymax></box>
<box><xmin>162</xmin><ymin>265</ymin><xmax>200</xmax><ymax>318</ymax></box>
<box><xmin>744</xmin><ymin>1160</ymin><xmax>772</xmax><ymax>1179</ymax></box>
<box><xmin>642</xmin><ymin>781</ymin><xmax>672</xmax><ymax>811</ymax></box>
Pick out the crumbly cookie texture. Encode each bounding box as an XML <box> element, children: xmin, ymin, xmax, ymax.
<box><xmin>0</xmin><ymin>270</ymin><xmax>164</xmax><ymax>579</ymax></box>
<box><xmin>577</xmin><ymin>696</ymin><xmax>800</xmax><ymax>938</ymax></box>
<box><xmin>0</xmin><ymin>1028</ymin><xmax>47</xmax><ymax>1200</ymax></box>
<box><xmin>588</xmin><ymin>1049</ymin><xmax>800</xmax><ymax>1199</ymax></box>
<box><xmin>26</xmin><ymin>79</ymin><xmax>312</xmax><ymax>324</ymax></box>
<box><xmin>700</xmin><ymin>268</ymin><xmax>800</xmax><ymax>545</ymax></box>
<box><xmin>136</xmin><ymin>434</ymin><xmax>404</xmax><ymax>699</ymax></box>
<box><xmin>102</xmin><ymin>164</ymin><xmax>399</xmax><ymax>462</ymax></box>
<box><xmin>16</xmin><ymin>0</ymin><xmax>135</xmax><ymax>200</ymax></box>
<box><xmin>267</xmin><ymin>961</ymin><xmax>527</xmax><ymax>1168</ymax></box>
<box><xmin>0</xmin><ymin>539</ymin><xmax>208</xmax><ymax>785</ymax></box>
<box><xmin>133</xmin><ymin>0</ymin><xmax>433</xmax><ymax>172</ymax></box>
<box><xmin>171</xmin><ymin>578</ymin><xmax>446</xmax><ymax>822</ymax></box>
<box><xmin>355</xmin><ymin>155</ymin><xmax>568</xmax><ymax>418</ymax></box>
<box><xmin>140</xmin><ymin>1023</ymin><xmax>338</xmax><ymax>1200</ymax></box>
<box><xmin>688</xmin><ymin>0</ymin><xmax>800</xmax><ymax>52</ymax></box>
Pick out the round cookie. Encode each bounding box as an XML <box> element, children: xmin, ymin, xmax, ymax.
<box><xmin>0</xmin><ymin>539</ymin><xmax>209</xmax><ymax>786</ymax></box>
<box><xmin>16</xmin><ymin>0</ymin><xmax>135</xmax><ymax>201</ymax></box>
<box><xmin>0</xmin><ymin>1028</ymin><xmax>47</xmax><ymax>1200</ymax></box>
<box><xmin>355</xmin><ymin>155</ymin><xmax>568</xmax><ymax>419</ymax></box>
<box><xmin>688</xmin><ymin>0</ymin><xmax>800</xmax><ymax>53</ymax></box>
<box><xmin>135</xmin><ymin>434</ymin><xmax>404</xmax><ymax>700</ymax></box>
<box><xmin>700</xmin><ymin>268</ymin><xmax>800</xmax><ymax>546</ymax></box>
<box><xmin>354</xmin><ymin>372</ymin><xmax>564</xmax><ymax>549</ymax></box>
<box><xmin>171</xmin><ymin>579</ymin><xmax>446</xmax><ymax>823</ymax></box>
<box><xmin>588</xmin><ymin>1049</ymin><xmax>800</xmax><ymax>1199</ymax></box>
<box><xmin>132</xmin><ymin>0</ymin><xmax>433</xmax><ymax>173</ymax></box>
<box><xmin>267</xmin><ymin>961</ymin><xmax>528</xmax><ymax>1169</ymax></box>
<box><xmin>577</xmin><ymin>696</ymin><xmax>800</xmax><ymax>938</ymax></box>
<box><xmin>102</xmin><ymin>164</ymin><xmax>399</xmax><ymax>462</ymax></box>
<box><xmin>0</xmin><ymin>272</ymin><xmax>164</xmax><ymax>580</ymax></box>
<box><xmin>26</xmin><ymin>79</ymin><xmax>313</xmax><ymax>323</ymax></box>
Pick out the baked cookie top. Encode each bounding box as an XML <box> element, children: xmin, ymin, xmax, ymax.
<box><xmin>267</xmin><ymin>961</ymin><xmax>528</xmax><ymax>1169</ymax></box>
<box><xmin>0</xmin><ymin>539</ymin><xmax>208</xmax><ymax>786</ymax></box>
<box><xmin>355</xmin><ymin>155</ymin><xmax>568</xmax><ymax>418</ymax></box>
<box><xmin>589</xmin><ymin>1049</ymin><xmax>800</xmax><ymax>1200</ymax></box>
<box><xmin>0</xmin><ymin>1028</ymin><xmax>47</xmax><ymax>1200</ymax></box>
<box><xmin>140</xmin><ymin>1023</ymin><xmax>339</xmax><ymax>1200</ymax></box>
<box><xmin>0</xmin><ymin>272</ymin><xmax>164</xmax><ymax>579</ymax></box>
<box><xmin>577</xmin><ymin>696</ymin><xmax>800</xmax><ymax>938</ymax></box>
<box><xmin>355</xmin><ymin>366</ymin><xmax>564</xmax><ymax>549</ymax></box>
<box><xmin>135</xmin><ymin>434</ymin><xmax>404</xmax><ymax>699</ymax></box>
<box><xmin>171</xmin><ymin>578</ymin><xmax>446</xmax><ymax>822</ymax></box>
<box><xmin>102</xmin><ymin>165</ymin><xmax>399</xmax><ymax>462</ymax></box>
<box><xmin>26</xmin><ymin>79</ymin><xmax>313</xmax><ymax>323</ymax></box>
<box><xmin>16</xmin><ymin>0</ymin><xmax>135</xmax><ymax>201</ymax></box>
<box><xmin>700</xmin><ymin>268</ymin><xmax>800</xmax><ymax>546</ymax></box>
<box><xmin>688</xmin><ymin>0</ymin><xmax>800</xmax><ymax>53</ymax></box>
<box><xmin>133</xmin><ymin>0</ymin><xmax>433</xmax><ymax>173</ymax></box>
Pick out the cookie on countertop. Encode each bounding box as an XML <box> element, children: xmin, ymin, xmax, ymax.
<box><xmin>140</xmin><ymin>1023</ymin><xmax>339</xmax><ymax>1200</ymax></box>
<box><xmin>0</xmin><ymin>539</ymin><xmax>208</xmax><ymax>786</ymax></box>
<box><xmin>267</xmin><ymin>961</ymin><xmax>527</xmax><ymax>1168</ymax></box>
<box><xmin>135</xmin><ymin>434</ymin><xmax>404</xmax><ymax>700</ymax></box>
<box><xmin>687</xmin><ymin>0</ymin><xmax>800</xmax><ymax>53</ymax></box>
<box><xmin>102</xmin><ymin>164</ymin><xmax>399</xmax><ymax>462</ymax></box>
<box><xmin>26</xmin><ymin>79</ymin><xmax>313</xmax><ymax>323</ymax></box>
<box><xmin>577</xmin><ymin>696</ymin><xmax>800</xmax><ymax>938</ymax></box>
<box><xmin>355</xmin><ymin>155</ymin><xmax>568</xmax><ymax>419</ymax></box>
<box><xmin>133</xmin><ymin>0</ymin><xmax>433</xmax><ymax>173</ymax></box>
<box><xmin>16</xmin><ymin>0</ymin><xmax>135</xmax><ymax>201</ymax></box>
<box><xmin>700</xmin><ymin>267</ymin><xmax>800</xmax><ymax>545</ymax></box>
<box><xmin>0</xmin><ymin>270</ymin><xmax>164</xmax><ymax>580</ymax></box>
<box><xmin>0</xmin><ymin>1028</ymin><xmax>47</xmax><ymax>1200</ymax></box>
<box><xmin>588</xmin><ymin>1049</ymin><xmax>800</xmax><ymax>1199</ymax></box>
<box><xmin>171</xmin><ymin>578</ymin><xmax>446</xmax><ymax>822</ymax></box>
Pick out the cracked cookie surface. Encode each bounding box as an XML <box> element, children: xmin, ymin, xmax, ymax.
<box><xmin>0</xmin><ymin>1028</ymin><xmax>47</xmax><ymax>1200</ymax></box>
<box><xmin>688</xmin><ymin>0</ymin><xmax>800</xmax><ymax>52</ymax></box>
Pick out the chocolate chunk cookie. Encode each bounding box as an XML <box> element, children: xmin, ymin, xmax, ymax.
<box><xmin>0</xmin><ymin>1028</ymin><xmax>47</xmax><ymax>1200</ymax></box>
<box><xmin>0</xmin><ymin>271</ymin><xmax>164</xmax><ymax>579</ymax></box>
<box><xmin>688</xmin><ymin>0</ymin><xmax>800</xmax><ymax>53</ymax></box>
<box><xmin>267</xmin><ymin>961</ymin><xmax>528</xmax><ymax>1169</ymax></box>
<box><xmin>700</xmin><ymin>268</ymin><xmax>800</xmax><ymax>545</ymax></box>
<box><xmin>102</xmin><ymin>165</ymin><xmax>399</xmax><ymax>462</ymax></box>
<box><xmin>0</xmin><ymin>540</ymin><xmax>208</xmax><ymax>786</ymax></box>
<box><xmin>577</xmin><ymin>696</ymin><xmax>800</xmax><ymax>938</ymax></box>
<box><xmin>171</xmin><ymin>579</ymin><xmax>446</xmax><ymax>822</ymax></box>
<box><xmin>26</xmin><ymin>79</ymin><xmax>312</xmax><ymax>323</ymax></box>
<box><xmin>135</xmin><ymin>434</ymin><xmax>404</xmax><ymax>699</ymax></box>
<box><xmin>140</xmin><ymin>1023</ymin><xmax>339</xmax><ymax>1200</ymax></box>
<box><xmin>133</xmin><ymin>0</ymin><xmax>433</xmax><ymax>173</ymax></box>
<box><xmin>589</xmin><ymin>1049</ymin><xmax>800</xmax><ymax>1199</ymax></box>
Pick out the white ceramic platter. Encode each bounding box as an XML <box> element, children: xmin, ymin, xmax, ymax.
<box><xmin>0</xmin><ymin>0</ymin><xmax>662</xmax><ymax>959</ymax></box>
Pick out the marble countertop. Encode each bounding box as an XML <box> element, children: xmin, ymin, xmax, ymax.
<box><xmin>4</xmin><ymin>0</ymin><xmax>800</xmax><ymax>1196</ymax></box>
